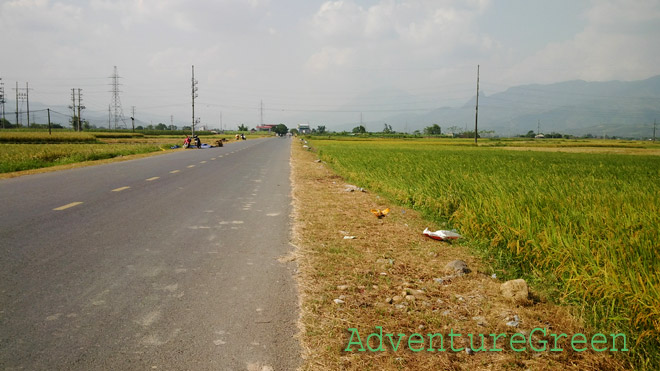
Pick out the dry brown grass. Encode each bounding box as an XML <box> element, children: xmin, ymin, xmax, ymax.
<box><xmin>290</xmin><ymin>139</ymin><xmax>629</xmax><ymax>370</ymax></box>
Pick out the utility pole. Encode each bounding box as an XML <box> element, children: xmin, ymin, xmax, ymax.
<box><xmin>70</xmin><ymin>88</ymin><xmax>76</xmax><ymax>130</ymax></box>
<box><xmin>170</xmin><ymin>115</ymin><xmax>174</xmax><ymax>130</ymax></box>
<box><xmin>47</xmin><ymin>108</ymin><xmax>51</xmax><ymax>135</ymax></box>
<box><xmin>220</xmin><ymin>111</ymin><xmax>223</xmax><ymax>131</ymax></box>
<box><xmin>131</xmin><ymin>106</ymin><xmax>136</xmax><ymax>132</ymax></box>
<box><xmin>15</xmin><ymin>83</ymin><xmax>30</xmax><ymax>127</ymax></box>
<box><xmin>14</xmin><ymin>82</ymin><xmax>20</xmax><ymax>127</ymax></box>
<box><xmin>474</xmin><ymin>64</ymin><xmax>480</xmax><ymax>144</ymax></box>
<box><xmin>0</xmin><ymin>77</ymin><xmax>5</xmax><ymax>127</ymax></box>
<box><xmin>191</xmin><ymin>65</ymin><xmax>198</xmax><ymax>136</ymax></box>
<box><xmin>537</xmin><ymin>119</ymin><xmax>540</xmax><ymax>136</ymax></box>
<box><xmin>654</xmin><ymin>119</ymin><xmax>657</xmax><ymax>142</ymax></box>
<box><xmin>77</xmin><ymin>88</ymin><xmax>85</xmax><ymax>131</ymax></box>
<box><xmin>260</xmin><ymin>100</ymin><xmax>264</xmax><ymax>126</ymax></box>
<box><xmin>26</xmin><ymin>82</ymin><xmax>30</xmax><ymax>127</ymax></box>
<box><xmin>108</xmin><ymin>105</ymin><xmax>111</xmax><ymax>129</ymax></box>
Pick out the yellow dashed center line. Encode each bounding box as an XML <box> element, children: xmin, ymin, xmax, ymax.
<box><xmin>187</xmin><ymin>165</ymin><xmax>196</xmax><ymax>168</ymax></box>
<box><xmin>200</xmin><ymin>161</ymin><xmax>207</xmax><ymax>164</ymax></box>
<box><xmin>170</xmin><ymin>170</ymin><xmax>180</xmax><ymax>174</ymax></box>
<box><xmin>53</xmin><ymin>202</ymin><xmax>83</xmax><ymax>211</ymax></box>
<box><xmin>211</xmin><ymin>158</ymin><xmax>216</xmax><ymax>160</ymax></box>
<box><xmin>112</xmin><ymin>186</ymin><xmax>131</xmax><ymax>192</ymax></box>
<box><xmin>146</xmin><ymin>177</ymin><xmax>160</xmax><ymax>181</ymax></box>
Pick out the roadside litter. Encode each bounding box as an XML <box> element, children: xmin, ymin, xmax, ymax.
<box><xmin>371</xmin><ymin>208</ymin><xmax>390</xmax><ymax>218</ymax></box>
<box><xmin>423</xmin><ymin>228</ymin><xmax>462</xmax><ymax>241</ymax></box>
<box><xmin>170</xmin><ymin>145</ymin><xmax>180</xmax><ymax>149</ymax></box>
<box><xmin>344</xmin><ymin>184</ymin><xmax>366</xmax><ymax>192</ymax></box>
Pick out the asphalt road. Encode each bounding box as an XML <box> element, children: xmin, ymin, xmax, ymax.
<box><xmin>0</xmin><ymin>137</ymin><xmax>299</xmax><ymax>370</ymax></box>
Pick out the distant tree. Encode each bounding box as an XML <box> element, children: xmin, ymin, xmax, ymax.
<box><xmin>317</xmin><ymin>125</ymin><xmax>326</xmax><ymax>134</ymax></box>
<box><xmin>290</xmin><ymin>128</ymin><xmax>299</xmax><ymax>136</ymax></box>
<box><xmin>383</xmin><ymin>124</ymin><xmax>393</xmax><ymax>134</ymax></box>
<box><xmin>273</xmin><ymin>123</ymin><xmax>288</xmax><ymax>136</ymax></box>
<box><xmin>136</xmin><ymin>125</ymin><xmax>144</xmax><ymax>130</ymax></box>
<box><xmin>155</xmin><ymin>123</ymin><xmax>168</xmax><ymax>130</ymax></box>
<box><xmin>424</xmin><ymin>124</ymin><xmax>442</xmax><ymax>135</ymax></box>
<box><xmin>352</xmin><ymin>125</ymin><xmax>366</xmax><ymax>134</ymax></box>
<box><xmin>523</xmin><ymin>130</ymin><xmax>536</xmax><ymax>138</ymax></box>
<box><xmin>182</xmin><ymin>126</ymin><xmax>191</xmax><ymax>131</ymax></box>
<box><xmin>146</xmin><ymin>124</ymin><xmax>154</xmax><ymax>130</ymax></box>
<box><xmin>413</xmin><ymin>130</ymin><xmax>421</xmax><ymax>135</ymax></box>
<box><xmin>238</xmin><ymin>124</ymin><xmax>248</xmax><ymax>131</ymax></box>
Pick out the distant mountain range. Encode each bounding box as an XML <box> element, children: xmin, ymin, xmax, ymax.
<box><xmin>333</xmin><ymin>75</ymin><xmax>660</xmax><ymax>139</ymax></box>
<box><xmin>4</xmin><ymin>75</ymin><xmax>659</xmax><ymax>138</ymax></box>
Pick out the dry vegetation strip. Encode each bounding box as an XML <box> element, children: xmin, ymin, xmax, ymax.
<box><xmin>290</xmin><ymin>140</ymin><xmax>626</xmax><ymax>370</ymax></box>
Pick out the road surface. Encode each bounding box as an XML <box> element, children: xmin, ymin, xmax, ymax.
<box><xmin>0</xmin><ymin>137</ymin><xmax>299</xmax><ymax>370</ymax></box>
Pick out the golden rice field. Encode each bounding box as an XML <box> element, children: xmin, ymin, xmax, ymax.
<box><xmin>310</xmin><ymin>137</ymin><xmax>660</xmax><ymax>367</ymax></box>
<box><xmin>0</xmin><ymin>132</ymin><xmax>177</xmax><ymax>173</ymax></box>
<box><xmin>0</xmin><ymin>143</ymin><xmax>171</xmax><ymax>173</ymax></box>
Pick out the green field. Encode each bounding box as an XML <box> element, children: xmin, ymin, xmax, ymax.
<box><xmin>310</xmin><ymin>137</ymin><xmax>660</xmax><ymax>367</ymax></box>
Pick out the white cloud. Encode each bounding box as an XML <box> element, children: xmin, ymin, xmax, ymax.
<box><xmin>504</xmin><ymin>0</ymin><xmax>660</xmax><ymax>84</ymax></box>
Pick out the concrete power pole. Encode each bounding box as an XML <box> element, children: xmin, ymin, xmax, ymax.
<box><xmin>15</xmin><ymin>82</ymin><xmax>19</xmax><ymax>126</ymax></box>
<box><xmin>474</xmin><ymin>64</ymin><xmax>480</xmax><ymax>144</ymax></box>
<box><xmin>0</xmin><ymin>77</ymin><xmax>5</xmax><ymax>128</ymax></box>
<box><xmin>191</xmin><ymin>65</ymin><xmax>198</xmax><ymax>136</ymax></box>
<box><xmin>26</xmin><ymin>82</ymin><xmax>30</xmax><ymax>127</ymax></box>
<box><xmin>70</xmin><ymin>88</ymin><xmax>76</xmax><ymax>130</ymax></box>
<box><xmin>260</xmin><ymin>100</ymin><xmax>264</xmax><ymax>126</ymax></box>
<box><xmin>77</xmin><ymin>88</ymin><xmax>85</xmax><ymax>131</ymax></box>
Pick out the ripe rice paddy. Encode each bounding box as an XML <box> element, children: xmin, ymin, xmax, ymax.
<box><xmin>310</xmin><ymin>137</ymin><xmax>659</xmax><ymax>367</ymax></box>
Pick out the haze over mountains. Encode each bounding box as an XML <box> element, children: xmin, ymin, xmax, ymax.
<box><xmin>336</xmin><ymin>75</ymin><xmax>660</xmax><ymax>138</ymax></box>
<box><xmin>5</xmin><ymin>75</ymin><xmax>659</xmax><ymax>139</ymax></box>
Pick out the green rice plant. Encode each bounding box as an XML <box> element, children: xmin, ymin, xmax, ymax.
<box><xmin>312</xmin><ymin>138</ymin><xmax>660</xmax><ymax>367</ymax></box>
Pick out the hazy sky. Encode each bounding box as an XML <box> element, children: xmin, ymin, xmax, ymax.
<box><xmin>1</xmin><ymin>0</ymin><xmax>659</xmax><ymax>129</ymax></box>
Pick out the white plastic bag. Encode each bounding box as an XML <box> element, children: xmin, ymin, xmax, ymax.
<box><xmin>423</xmin><ymin>228</ymin><xmax>462</xmax><ymax>241</ymax></box>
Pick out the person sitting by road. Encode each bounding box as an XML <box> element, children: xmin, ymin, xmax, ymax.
<box><xmin>183</xmin><ymin>135</ymin><xmax>191</xmax><ymax>148</ymax></box>
<box><xmin>194</xmin><ymin>135</ymin><xmax>201</xmax><ymax>149</ymax></box>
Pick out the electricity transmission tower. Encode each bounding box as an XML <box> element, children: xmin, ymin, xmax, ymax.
<box><xmin>109</xmin><ymin>66</ymin><xmax>126</xmax><ymax>129</ymax></box>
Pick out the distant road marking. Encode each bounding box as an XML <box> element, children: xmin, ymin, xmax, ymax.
<box><xmin>170</xmin><ymin>170</ymin><xmax>180</xmax><ymax>174</ymax></box>
<box><xmin>53</xmin><ymin>202</ymin><xmax>83</xmax><ymax>211</ymax></box>
<box><xmin>211</xmin><ymin>158</ymin><xmax>216</xmax><ymax>160</ymax></box>
<box><xmin>200</xmin><ymin>161</ymin><xmax>207</xmax><ymax>164</ymax></box>
<box><xmin>187</xmin><ymin>165</ymin><xmax>196</xmax><ymax>168</ymax></box>
<box><xmin>112</xmin><ymin>186</ymin><xmax>131</xmax><ymax>192</ymax></box>
<box><xmin>146</xmin><ymin>177</ymin><xmax>160</xmax><ymax>181</ymax></box>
